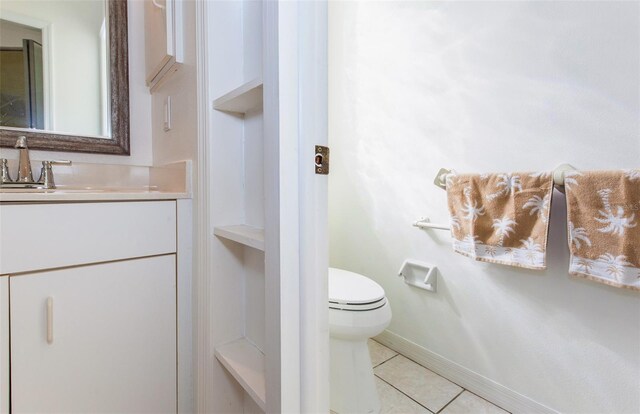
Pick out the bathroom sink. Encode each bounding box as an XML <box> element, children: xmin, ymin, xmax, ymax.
<box><xmin>0</xmin><ymin>186</ymin><xmax>159</xmax><ymax>194</ymax></box>
<box><xmin>0</xmin><ymin>187</ymin><xmax>105</xmax><ymax>193</ymax></box>
<box><xmin>58</xmin><ymin>187</ymin><xmax>162</xmax><ymax>193</ymax></box>
<box><xmin>0</xmin><ymin>187</ymin><xmax>59</xmax><ymax>193</ymax></box>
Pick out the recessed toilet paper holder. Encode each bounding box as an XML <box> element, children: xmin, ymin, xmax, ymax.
<box><xmin>398</xmin><ymin>259</ymin><xmax>437</xmax><ymax>293</ymax></box>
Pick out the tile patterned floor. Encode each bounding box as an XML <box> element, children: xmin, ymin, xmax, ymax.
<box><xmin>366</xmin><ymin>339</ymin><xmax>510</xmax><ymax>414</ymax></box>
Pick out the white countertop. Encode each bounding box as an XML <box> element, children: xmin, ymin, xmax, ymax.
<box><xmin>0</xmin><ymin>161</ymin><xmax>192</xmax><ymax>202</ymax></box>
<box><xmin>0</xmin><ymin>188</ymin><xmax>190</xmax><ymax>202</ymax></box>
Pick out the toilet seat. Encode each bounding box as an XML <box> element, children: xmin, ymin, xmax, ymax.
<box><xmin>329</xmin><ymin>268</ymin><xmax>387</xmax><ymax>311</ymax></box>
<box><xmin>329</xmin><ymin>297</ymin><xmax>387</xmax><ymax>311</ymax></box>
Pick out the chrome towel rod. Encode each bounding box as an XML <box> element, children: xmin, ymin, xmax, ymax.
<box><xmin>413</xmin><ymin>217</ymin><xmax>451</xmax><ymax>231</ymax></box>
<box><xmin>416</xmin><ymin>164</ymin><xmax>577</xmax><ymax>233</ymax></box>
<box><xmin>432</xmin><ymin>164</ymin><xmax>576</xmax><ymax>190</ymax></box>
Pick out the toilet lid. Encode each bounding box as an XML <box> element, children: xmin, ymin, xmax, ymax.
<box><xmin>329</xmin><ymin>268</ymin><xmax>386</xmax><ymax>308</ymax></box>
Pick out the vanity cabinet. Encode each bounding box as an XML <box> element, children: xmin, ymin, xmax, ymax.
<box><xmin>0</xmin><ymin>277</ymin><xmax>8</xmax><ymax>414</ymax></box>
<box><xmin>0</xmin><ymin>199</ymin><xmax>185</xmax><ymax>414</ymax></box>
<box><xmin>10</xmin><ymin>255</ymin><xmax>176</xmax><ymax>413</ymax></box>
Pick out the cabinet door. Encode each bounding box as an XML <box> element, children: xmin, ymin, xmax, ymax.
<box><xmin>0</xmin><ymin>277</ymin><xmax>8</xmax><ymax>414</ymax></box>
<box><xmin>10</xmin><ymin>255</ymin><xmax>177</xmax><ymax>414</ymax></box>
<box><xmin>0</xmin><ymin>201</ymin><xmax>176</xmax><ymax>275</ymax></box>
<box><xmin>145</xmin><ymin>0</ymin><xmax>183</xmax><ymax>90</ymax></box>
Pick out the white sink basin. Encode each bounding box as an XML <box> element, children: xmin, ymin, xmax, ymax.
<box><xmin>0</xmin><ymin>186</ymin><xmax>158</xmax><ymax>194</ymax></box>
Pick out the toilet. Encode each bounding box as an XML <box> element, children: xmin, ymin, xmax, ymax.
<box><xmin>329</xmin><ymin>268</ymin><xmax>392</xmax><ymax>414</ymax></box>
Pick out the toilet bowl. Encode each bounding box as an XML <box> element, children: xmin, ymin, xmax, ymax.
<box><xmin>329</xmin><ymin>268</ymin><xmax>392</xmax><ymax>414</ymax></box>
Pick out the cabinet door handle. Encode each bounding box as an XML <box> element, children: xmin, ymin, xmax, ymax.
<box><xmin>46</xmin><ymin>297</ymin><xmax>53</xmax><ymax>344</ymax></box>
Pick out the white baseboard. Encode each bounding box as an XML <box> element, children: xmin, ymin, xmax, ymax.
<box><xmin>375</xmin><ymin>330</ymin><xmax>558</xmax><ymax>414</ymax></box>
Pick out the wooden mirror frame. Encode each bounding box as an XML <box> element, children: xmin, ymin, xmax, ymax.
<box><xmin>0</xmin><ymin>0</ymin><xmax>130</xmax><ymax>155</ymax></box>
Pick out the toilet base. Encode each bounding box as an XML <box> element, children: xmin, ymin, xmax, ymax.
<box><xmin>330</xmin><ymin>337</ymin><xmax>380</xmax><ymax>414</ymax></box>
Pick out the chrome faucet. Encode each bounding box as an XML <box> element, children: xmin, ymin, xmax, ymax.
<box><xmin>0</xmin><ymin>136</ymin><xmax>71</xmax><ymax>189</ymax></box>
<box><xmin>15</xmin><ymin>136</ymin><xmax>34</xmax><ymax>182</ymax></box>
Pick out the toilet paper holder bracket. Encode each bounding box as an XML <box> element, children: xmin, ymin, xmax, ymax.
<box><xmin>398</xmin><ymin>259</ymin><xmax>437</xmax><ymax>293</ymax></box>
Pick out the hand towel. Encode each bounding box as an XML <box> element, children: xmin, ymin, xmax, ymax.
<box><xmin>565</xmin><ymin>170</ymin><xmax>640</xmax><ymax>290</ymax></box>
<box><xmin>446</xmin><ymin>171</ymin><xmax>554</xmax><ymax>269</ymax></box>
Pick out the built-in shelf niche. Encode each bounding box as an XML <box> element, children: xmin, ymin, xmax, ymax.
<box><xmin>214</xmin><ymin>225</ymin><xmax>264</xmax><ymax>251</ymax></box>
<box><xmin>209</xmin><ymin>0</ymin><xmax>266</xmax><ymax>411</ymax></box>
<box><xmin>214</xmin><ymin>338</ymin><xmax>266</xmax><ymax>411</ymax></box>
<box><xmin>213</xmin><ymin>78</ymin><xmax>263</xmax><ymax>115</ymax></box>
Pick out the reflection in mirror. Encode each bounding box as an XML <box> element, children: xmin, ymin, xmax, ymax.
<box><xmin>1</xmin><ymin>21</ymin><xmax>44</xmax><ymax>130</ymax></box>
<box><xmin>0</xmin><ymin>1</ymin><xmax>108</xmax><ymax>137</ymax></box>
<box><xmin>0</xmin><ymin>0</ymin><xmax>129</xmax><ymax>155</ymax></box>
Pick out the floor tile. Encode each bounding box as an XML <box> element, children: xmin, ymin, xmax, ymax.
<box><xmin>440</xmin><ymin>391</ymin><xmax>508</xmax><ymax>414</ymax></box>
<box><xmin>368</xmin><ymin>339</ymin><xmax>398</xmax><ymax>367</ymax></box>
<box><xmin>374</xmin><ymin>355</ymin><xmax>462</xmax><ymax>413</ymax></box>
<box><xmin>376</xmin><ymin>378</ymin><xmax>431</xmax><ymax>414</ymax></box>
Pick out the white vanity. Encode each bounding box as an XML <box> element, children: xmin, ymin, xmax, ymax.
<box><xmin>0</xmin><ymin>0</ymin><xmax>193</xmax><ymax>409</ymax></box>
<box><xmin>0</xmin><ymin>163</ymin><xmax>192</xmax><ymax>414</ymax></box>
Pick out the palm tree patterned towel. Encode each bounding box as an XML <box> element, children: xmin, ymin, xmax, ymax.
<box><xmin>566</xmin><ymin>170</ymin><xmax>640</xmax><ymax>291</ymax></box>
<box><xmin>446</xmin><ymin>171</ymin><xmax>554</xmax><ymax>270</ymax></box>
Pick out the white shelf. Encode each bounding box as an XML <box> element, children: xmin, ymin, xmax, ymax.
<box><xmin>215</xmin><ymin>338</ymin><xmax>266</xmax><ymax>411</ymax></box>
<box><xmin>213</xmin><ymin>78</ymin><xmax>263</xmax><ymax>114</ymax></box>
<box><xmin>214</xmin><ymin>224</ymin><xmax>265</xmax><ymax>251</ymax></box>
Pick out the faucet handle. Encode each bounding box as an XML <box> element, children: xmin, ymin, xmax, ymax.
<box><xmin>48</xmin><ymin>160</ymin><xmax>72</xmax><ymax>166</ymax></box>
<box><xmin>39</xmin><ymin>160</ymin><xmax>72</xmax><ymax>189</ymax></box>
<box><xmin>0</xmin><ymin>159</ymin><xmax>12</xmax><ymax>183</ymax></box>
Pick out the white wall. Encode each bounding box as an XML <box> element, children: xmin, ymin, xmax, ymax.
<box><xmin>329</xmin><ymin>1</ymin><xmax>639</xmax><ymax>413</ymax></box>
<box><xmin>0</xmin><ymin>0</ymin><xmax>152</xmax><ymax>166</ymax></box>
<box><xmin>150</xmin><ymin>1</ymin><xmax>197</xmax><ymax>166</ymax></box>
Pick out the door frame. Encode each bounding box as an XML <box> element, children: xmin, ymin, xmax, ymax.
<box><xmin>194</xmin><ymin>1</ymin><xmax>328</xmax><ymax>412</ymax></box>
<box><xmin>295</xmin><ymin>1</ymin><xmax>330</xmax><ymax>412</ymax></box>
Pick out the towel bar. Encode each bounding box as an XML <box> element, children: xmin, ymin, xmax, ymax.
<box><xmin>433</xmin><ymin>164</ymin><xmax>576</xmax><ymax>190</ymax></box>
<box><xmin>413</xmin><ymin>217</ymin><xmax>450</xmax><ymax>231</ymax></box>
<box><xmin>421</xmin><ymin>165</ymin><xmax>577</xmax><ymax>234</ymax></box>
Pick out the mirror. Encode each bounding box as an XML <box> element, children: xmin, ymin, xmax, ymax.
<box><xmin>0</xmin><ymin>0</ymin><xmax>129</xmax><ymax>155</ymax></box>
